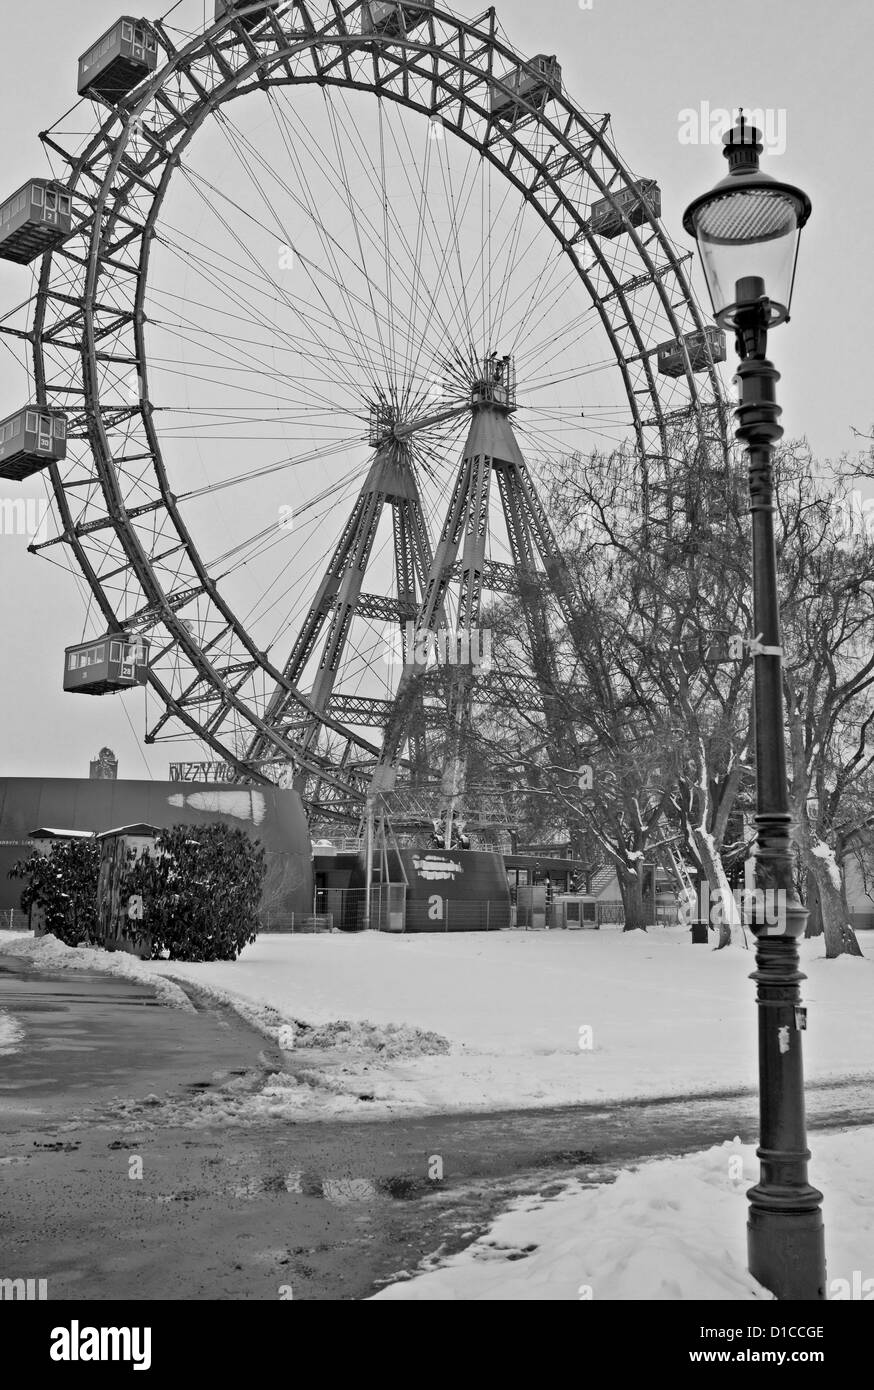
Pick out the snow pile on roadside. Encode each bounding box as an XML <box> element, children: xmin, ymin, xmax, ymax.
<box><xmin>294</xmin><ymin>1018</ymin><xmax>451</xmax><ymax>1058</ymax></box>
<box><xmin>0</xmin><ymin>1009</ymin><xmax>25</xmax><ymax>1056</ymax></box>
<box><xmin>92</xmin><ymin>1061</ymin><xmax>406</xmax><ymax>1129</ymax></box>
<box><xmin>139</xmin><ymin>971</ymin><xmax>451</xmax><ymax>1061</ymax></box>
<box><xmin>0</xmin><ymin>932</ymin><xmax>194</xmax><ymax>1012</ymax></box>
<box><xmin>373</xmin><ymin>1127</ymin><xmax>874</xmax><ymax>1300</ymax></box>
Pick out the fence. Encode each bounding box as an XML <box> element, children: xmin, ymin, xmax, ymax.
<box><xmin>589</xmin><ymin>900</ymin><xmax>681</xmax><ymax>927</ymax></box>
<box><xmin>1</xmin><ymin>907</ymin><xmax>30</xmax><ymax>932</ymax></box>
<box><xmin>261</xmin><ymin>890</ymin><xmax>513</xmax><ymax>933</ymax></box>
<box><xmin>263</xmin><ymin>884</ymin><xmax>406</xmax><ymax>933</ymax></box>
<box><xmin>404</xmin><ymin>898</ymin><xmax>511</xmax><ymax>931</ymax></box>
<box><xmin>260</xmin><ymin>895</ymin><xmax>683</xmax><ymax>934</ymax></box>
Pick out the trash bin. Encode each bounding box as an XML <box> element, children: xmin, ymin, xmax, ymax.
<box><xmin>690</xmin><ymin>918</ymin><xmax>709</xmax><ymax>944</ymax></box>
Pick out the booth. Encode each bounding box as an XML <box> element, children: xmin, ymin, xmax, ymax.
<box><xmin>554</xmin><ymin>894</ymin><xmax>599</xmax><ymax>929</ymax></box>
<box><xmin>95</xmin><ymin>823</ymin><xmax>158</xmax><ymax>959</ymax></box>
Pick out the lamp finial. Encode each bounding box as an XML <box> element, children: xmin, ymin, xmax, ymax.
<box><xmin>723</xmin><ymin>112</ymin><xmax>763</xmax><ymax>173</ymax></box>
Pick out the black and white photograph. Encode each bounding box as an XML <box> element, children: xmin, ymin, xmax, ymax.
<box><xmin>0</xmin><ymin>0</ymin><xmax>871</xmax><ymax>1359</ymax></box>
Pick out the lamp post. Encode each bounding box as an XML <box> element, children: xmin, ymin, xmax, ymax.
<box><xmin>683</xmin><ymin>115</ymin><xmax>826</xmax><ymax>1300</ymax></box>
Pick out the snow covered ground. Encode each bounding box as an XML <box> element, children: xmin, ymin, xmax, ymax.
<box><xmin>372</xmin><ymin>1128</ymin><xmax>874</xmax><ymax>1300</ymax></box>
<box><xmin>3</xmin><ymin>927</ymin><xmax>871</xmax><ymax>1301</ymax></box>
<box><xmin>2</xmin><ymin>925</ymin><xmax>872</xmax><ymax>1118</ymax></box>
<box><xmin>149</xmin><ymin>926</ymin><xmax>874</xmax><ymax>1115</ymax></box>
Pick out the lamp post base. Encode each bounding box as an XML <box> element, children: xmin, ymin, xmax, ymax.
<box><xmin>746</xmin><ymin>933</ymin><xmax>826</xmax><ymax>1300</ymax></box>
<box><xmin>748</xmin><ymin>1200</ymin><xmax>826</xmax><ymax>1301</ymax></box>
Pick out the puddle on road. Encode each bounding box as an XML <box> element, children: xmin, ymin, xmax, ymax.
<box><xmin>140</xmin><ymin>1166</ymin><xmax>449</xmax><ymax>1206</ymax></box>
<box><xmin>283</xmin><ymin>1170</ymin><xmax>438</xmax><ymax>1204</ymax></box>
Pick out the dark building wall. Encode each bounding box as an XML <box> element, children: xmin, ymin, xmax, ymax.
<box><xmin>394</xmin><ymin>848</ymin><xmax>512</xmax><ymax>930</ymax></box>
<box><xmin>341</xmin><ymin>847</ymin><xmax>511</xmax><ymax>931</ymax></box>
<box><xmin>0</xmin><ymin>778</ymin><xmax>313</xmax><ymax>929</ymax></box>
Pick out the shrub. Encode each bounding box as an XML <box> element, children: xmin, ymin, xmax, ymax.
<box><xmin>124</xmin><ymin>824</ymin><xmax>265</xmax><ymax>961</ymax></box>
<box><xmin>8</xmin><ymin>840</ymin><xmax>100</xmax><ymax>946</ymax></box>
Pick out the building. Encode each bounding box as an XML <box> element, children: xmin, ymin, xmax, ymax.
<box><xmin>0</xmin><ymin>778</ymin><xmax>313</xmax><ymax>930</ymax></box>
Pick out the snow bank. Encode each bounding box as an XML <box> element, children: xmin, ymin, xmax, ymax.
<box><xmin>129</xmin><ymin>966</ymin><xmax>451</xmax><ymax>1062</ymax></box>
<box><xmin>294</xmin><ymin>1018</ymin><xmax>450</xmax><ymax>1058</ymax></box>
<box><xmin>372</xmin><ymin>1127</ymin><xmax>874</xmax><ymax>1300</ymax></box>
<box><xmin>0</xmin><ymin>930</ymin><xmax>31</xmax><ymax>946</ymax></box>
<box><xmin>0</xmin><ymin>932</ymin><xmax>194</xmax><ymax>1012</ymax></box>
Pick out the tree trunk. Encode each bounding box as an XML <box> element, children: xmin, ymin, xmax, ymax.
<box><xmin>619</xmin><ymin>868</ymin><xmax>646</xmax><ymax>932</ymax></box>
<box><xmin>690</xmin><ymin>824</ymin><xmax>748</xmax><ymax>950</ymax></box>
<box><xmin>804</xmin><ymin>842</ymin><xmax>863</xmax><ymax>959</ymax></box>
<box><xmin>804</xmin><ymin>869</ymin><xmax>823</xmax><ymax>938</ymax></box>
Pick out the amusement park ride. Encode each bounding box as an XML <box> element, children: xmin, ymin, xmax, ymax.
<box><xmin>0</xmin><ymin>0</ymin><xmax>728</xmax><ymax>847</ymax></box>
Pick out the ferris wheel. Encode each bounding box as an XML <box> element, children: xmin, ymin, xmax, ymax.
<box><xmin>0</xmin><ymin>0</ymin><xmax>727</xmax><ymax>826</ymax></box>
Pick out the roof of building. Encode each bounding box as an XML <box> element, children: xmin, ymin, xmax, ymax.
<box><xmin>94</xmin><ymin>823</ymin><xmax>160</xmax><ymax>840</ymax></box>
<box><xmin>27</xmin><ymin>827</ymin><xmax>96</xmax><ymax>840</ymax></box>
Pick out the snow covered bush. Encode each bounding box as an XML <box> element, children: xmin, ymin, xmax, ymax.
<box><xmin>123</xmin><ymin>824</ymin><xmax>265</xmax><ymax>962</ymax></box>
<box><xmin>8</xmin><ymin>840</ymin><xmax>100</xmax><ymax>947</ymax></box>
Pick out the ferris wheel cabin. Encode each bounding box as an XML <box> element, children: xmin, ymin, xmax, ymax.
<box><xmin>0</xmin><ymin>408</ymin><xmax>67</xmax><ymax>482</ymax></box>
<box><xmin>657</xmin><ymin>326</ymin><xmax>727</xmax><ymax>378</ymax></box>
<box><xmin>0</xmin><ymin>181</ymin><xmax>72</xmax><ymax>265</ymax></box>
<box><xmin>361</xmin><ymin>1</ymin><xmax>435</xmax><ymax>35</ymax></box>
<box><xmin>64</xmin><ymin>636</ymin><xmax>150</xmax><ymax>697</ymax></box>
<box><xmin>490</xmin><ymin>56</ymin><xmax>562</xmax><ymax>121</ymax></box>
<box><xmin>214</xmin><ymin>0</ymin><xmax>283</xmax><ymax>30</ymax></box>
<box><xmin>77</xmin><ymin>19</ymin><xmax>159</xmax><ymax>101</ymax></box>
<box><xmin>589</xmin><ymin>179</ymin><xmax>661</xmax><ymax>238</ymax></box>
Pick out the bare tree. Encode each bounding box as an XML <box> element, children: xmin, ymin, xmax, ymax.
<box><xmin>777</xmin><ymin>445</ymin><xmax>872</xmax><ymax>956</ymax></box>
<box><xmin>544</xmin><ymin>428</ymin><xmax>756</xmax><ymax>945</ymax></box>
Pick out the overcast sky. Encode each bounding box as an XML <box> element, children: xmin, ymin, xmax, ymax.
<box><xmin>0</xmin><ymin>0</ymin><xmax>871</xmax><ymax>782</ymax></box>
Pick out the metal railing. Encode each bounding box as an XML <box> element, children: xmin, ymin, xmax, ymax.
<box><xmin>404</xmin><ymin>898</ymin><xmax>511</xmax><ymax>931</ymax></box>
<box><xmin>258</xmin><ymin>896</ymin><xmax>687</xmax><ymax>936</ymax></box>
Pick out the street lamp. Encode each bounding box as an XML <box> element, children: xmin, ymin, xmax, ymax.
<box><xmin>683</xmin><ymin>115</ymin><xmax>825</xmax><ymax>1301</ymax></box>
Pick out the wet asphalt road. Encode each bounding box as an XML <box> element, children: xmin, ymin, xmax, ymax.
<box><xmin>1</xmin><ymin>955</ymin><xmax>872</xmax><ymax>1301</ymax></box>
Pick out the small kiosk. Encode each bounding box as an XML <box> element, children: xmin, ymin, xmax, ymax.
<box><xmin>95</xmin><ymin>823</ymin><xmax>159</xmax><ymax>958</ymax></box>
<box><xmin>554</xmin><ymin>894</ymin><xmax>599</xmax><ymax>929</ymax></box>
